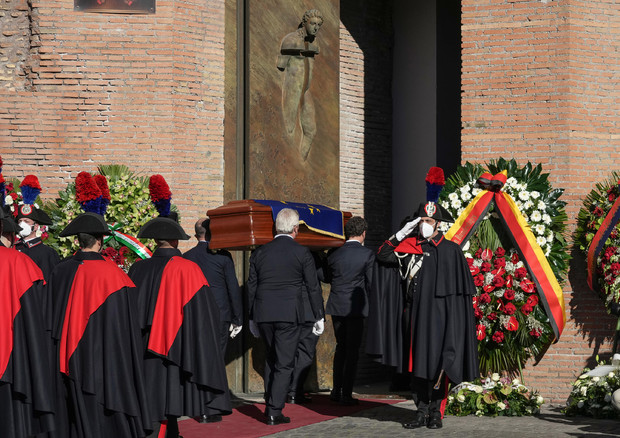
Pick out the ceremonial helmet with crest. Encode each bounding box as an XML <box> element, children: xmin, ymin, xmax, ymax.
<box><xmin>414</xmin><ymin>167</ymin><xmax>454</xmax><ymax>223</ymax></box>
<box><xmin>137</xmin><ymin>175</ymin><xmax>188</xmax><ymax>240</ymax></box>
<box><xmin>59</xmin><ymin>171</ymin><xmax>111</xmax><ymax>237</ymax></box>
<box><xmin>15</xmin><ymin>175</ymin><xmax>53</xmax><ymax>225</ymax></box>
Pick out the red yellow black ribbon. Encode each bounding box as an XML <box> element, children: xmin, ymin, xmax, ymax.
<box><xmin>587</xmin><ymin>185</ymin><xmax>620</xmax><ymax>291</ymax></box>
<box><xmin>445</xmin><ymin>171</ymin><xmax>566</xmax><ymax>340</ymax></box>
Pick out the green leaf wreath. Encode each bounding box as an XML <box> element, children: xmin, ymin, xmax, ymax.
<box><xmin>439</xmin><ymin>158</ymin><xmax>570</xmax><ymax>377</ymax></box>
<box><xmin>44</xmin><ymin>164</ymin><xmax>174</xmax><ymax>265</ymax></box>
<box><xmin>574</xmin><ymin>170</ymin><xmax>620</xmax><ymax>313</ymax></box>
<box><xmin>564</xmin><ymin>357</ymin><xmax>620</xmax><ymax>419</ymax></box>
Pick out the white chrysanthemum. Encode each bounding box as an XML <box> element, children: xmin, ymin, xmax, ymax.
<box><xmin>451</xmin><ymin>199</ymin><xmax>462</xmax><ymax>209</ymax></box>
<box><xmin>460</xmin><ymin>191</ymin><xmax>472</xmax><ymax>202</ymax></box>
<box><xmin>593</xmin><ymin>377</ymin><xmax>600</xmax><ymax>382</ymax></box>
<box><xmin>449</xmin><ymin>192</ymin><xmax>459</xmax><ymax>202</ymax></box>
<box><xmin>536</xmin><ymin>236</ymin><xmax>547</xmax><ymax>247</ymax></box>
<box><xmin>534</xmin><ymin>224</ymin><xmax>546</xmax><ymax>235</ymax></box>
<box><xmin>515</xmin><ymin>201</ymin><xmax>524</xmax><ymax>210</ymax></box>
<box><xmin>474</xmin><ymin>259</ymin><xmax>483</xmax><ymax>267</ymax></box>
<box><xmin>457</xmin><ymin>208</ymin><xmax>465</xmax><ymax>217</ymax></box>
<box><xmin>474</xmin><ymin>385</ymin><xmax>483</xmax><ymax>394</ymax></box>
<box><xmin>544</xmin><ymin>247</ymin><xmax>551</xmax><ymax>257</ymax></box>
<box><xmin>506</xmin><ymin>177</ymin><xmax>518</xmax><ymax>187</ymax></box>
<box><xmin>542</xmin><ymin>214</ymin><xmax>552</xmax><ymax>225</ymax></box>
<box><xmin>492</xmin><ymin>373</ymin><xmax>501</xmax><ymax>382</ymax></box>
<box><xmin>497</xmin><ymin>402</ymin><xmax>506</xmax><ymax>410</ymax></box>
<box><xmin>519</xmin><ymin>191</ymin><xmax>530</xmax><ymax>201</ymax></box>
<box><xmin>472</xmin><ymin>187</ymin><xmax>482</xmax><ymax>196</ymax></box>
<box><xmin>5</xmin><ymin>195</ymin><xmax>13</xmax><ymax>205</ymax></box>
<box><xmin>530</xmin><ymin>191</ymin><xmax>540</xmax><ymax>199</ymax></box>
<box><xmin>460</xmin><ymin>184</ymin><xmax>471</xmax><ymax>194</ymax></box>
<box><xmin>531</xmin><ymin>211</ymin><xmax>542</xmax><ymax>222</ymax></box>
<box><xmin>523</xmin><ymin>200</ymin><xmax>534</xmax><ymax>210</ymax></box>
<box><xmin>609</xmin><ymin>372</ymin><xmax>615</xmax><ymax>378</ymax></box>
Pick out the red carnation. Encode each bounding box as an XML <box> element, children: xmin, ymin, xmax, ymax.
<box><xmin>75</xmin><ymin>172</ymin><xmax>101</xmax><ymax>202</ymax></box>
<box><xmin>94</xmin><ymin>175</ymin><xmax>111</xmax><ymax>201</ymax></box>
<box><xmin>612</xmin><ymin>263</ymin><xmax>620</xmax><ymax>276</ymax></box>
<box><xmin>495</xmin><ymin>247</ymin><xmax>506</xmax><ymax>258</ymax></box>
<box><xmin>529</xmin><ymin>328</ymin><xmax>542</xmax><ymax>338</ymax></box>
<box><xmin>476</xmin><ymin>325</ymin><xmax>486</xmax><ymax>341</ymax></box>
<box><xmin>487</xmin><ymin>312</ymin><xmax>498</xmax><ymax>321</ymax></box>
<box><xmin>503</xmin><ymin>302</ymin><xmax>517</xmax><ymax>315</ymax></box>
<box><xmin>593</xmin><ymin>207</ymin><xmax>605</xmax><ymax>217</ymax></box>
<box><xmin>504</xmin><ymin>289</ymin><xmax>515</xmax><ymax>301</ymax></box>
<box><xmin>479</xmin><ymin>292</ymin><xmax>492</xmax><ymax>304</ymax></box>
<box><xmin>514</xmin><ymin>267</ymin><xmax>528</xmax><ymax>279</ymax></box>
<box><xmin>505</xmin><ymin>316</ymin><xmax>519</xmax><ymax>331</ymax></box>
<box><xmin>474</xmin><ymin>308</ymin><xmax>484</xmax><ymax>320</ymax></box>
<box><xmin>470</xmin><ymin>265</ymin><xmax>480</xmax><ymax>276</ymax></box>
<box><xmin>526</xmin><ymin>295</ymin><xmax>539</xmax><ymax>307</ymax></box>
<box><xmin>511</xmin><ymin>252</ymin><xmax>520</xmax><ymax>264</ymax></box>
<box><xmin>521</xmin><ymin>304</ymin><xmax>533</xmax><ymax>315</ymax></box>
<box><xmin>520</xmin><ymin>278</ymin><xmax>536</xmax><ymax>294</ymax></box>
<box><xmin>481</xmin><ymin>262</ymin><xmax>492</xmax><ymax>273</ymax></box>
<box><xmin>149</xmin><ymin>174</ymin><xmax>171</xmax><ymax>202</ymax></box>
<box><xmin>474</xmin><ymin>274</ymin><xmax>485</xmax><ymax>287</ymax></box>
<box><xmin>19</xmin><ymin>175</ymin><xmax>41</xmax><ymax>190</ymax></box>
<box><xmin>492</xmin><ymin>331</ymin><xmax>504</xmax><ymax>343</ymax></box>
<box><xmin>475</xmin><ymin>248</ymin><xmax>483</xmax><ymax>259</ymax></box>
<box><xmin>6</xmin><ymin>182</ymin><xmax>13</xmax><ymax>192</ymax></box>
<box><xmin>10</xmin><ymin>192</ymin><xmax>18</xmax><ymax>201</ymax></box>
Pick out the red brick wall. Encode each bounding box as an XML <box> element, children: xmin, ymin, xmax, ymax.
<box><xmin>462</xmin><ymin>0</ymin><xmax>619</xmax><ymax>402</ymax></box>
<box><xmin>0</xmin><ymin>0</ymin><xmax>226</xmax><ymax>249</ymax></box>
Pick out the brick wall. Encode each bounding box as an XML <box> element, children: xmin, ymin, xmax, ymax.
<box><xmin>462</xmin><ymin>0</ymin><xmax>619</xmax><ymax>402</ymax></box>
<box><xmin>0</xmin><ymin>0</ymin><xmax>226</xmax><ymax>250</ymax></box>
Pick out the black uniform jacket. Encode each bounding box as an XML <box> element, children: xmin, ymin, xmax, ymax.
<box><xmin>128</xmin><ymin>247</ymin><xmax>231</xmax><ymax>420</ymax></box>
<box><xmin>183</xmin><ymin>241</ymin><xmax>242</xmax><ymax>325</ymax></box>
<box><xmin>247</xmin><ymin>235</ymin><xmax>324</xmax><ymax>323</ymax></box>
<box><xmin>16</xmin><ymin>237</ymin><xmax>61</xmax><ymax>281</ymax></box>
<box><xmin>320</xmin><ymin>240</ymin><xmax>375</xmax><ymax>317</ymax></box>
<box><xmin>369</xmin><ymin>233</ymin><xmax>479</xmax><ymax>385</ymax></box>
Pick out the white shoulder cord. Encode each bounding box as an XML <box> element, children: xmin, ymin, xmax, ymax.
<box><xmin>395</xmin><ymin>252</ymin><xmax>424</xmax><ymax>291</ymax></box>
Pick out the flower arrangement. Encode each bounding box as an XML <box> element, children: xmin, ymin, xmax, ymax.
<box><xmin>446</xmin><ymin>374</ymin><xmax>544</xmax><ymax>417</ymax></box>
<box><xmin>4</xmin><ymin>177</ymin><xmax>50</xmax><ymax>240</ymax></box>
<box><xmin>574</xmin><ymin>171</ymin><xmax>620</xmax><ymax>313</ymax></box>
<box><xmin>439</xmin><ymin>158</ymin><xmax>569</xmax><ymax>376</ymax></box>
<box><xmin>101</xmin><ymin>246</ymin><xmax>132</xmax><ymax>271</ymax></box>
<box><xmin>44</xmin><ymin>164</ymin><xmax>174</xmax><ymax>262</ymax></box>
<box><xmin>564</xmin><ymin>357</ymin><xmax>620</xmax><ymax>419</ymax></box>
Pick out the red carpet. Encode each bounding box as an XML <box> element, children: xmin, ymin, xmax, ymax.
<box><xmin>178</xmin><ymin>395</ymin><xmax>402</xmax><ymax>438</ymax></box>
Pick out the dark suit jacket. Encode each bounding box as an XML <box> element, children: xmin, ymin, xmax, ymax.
<box><xmin>247</xmin><ymin>235</ymin><xmax>324</xmax><ymax>323</ymax></box>
<box><xmin>183</xmin><ymin>241</ymin><xmax>242</xmax><ymax>325</ymax></box>
<box><xmin>320</xmin><ymin>240</ymin><xmax>375</xmax><ymax>317</ymax></box>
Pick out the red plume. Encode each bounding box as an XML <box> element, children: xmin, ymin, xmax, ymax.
<box><xmin>75</xmin><ymin>171</ymin><xmax>101</xmax><ymax>203</ymax></box>
<box><xmin>149</xmin><ymin>174</ymin><xmax>171</xmax><ymax>202</ymax></box>
<box><xmin>425</xmin><ymin>167</ymin><xmax>445</xmax><ymax>186</ymax></box>
<box><xmin>94</xmin><ymin>174</ymin><xmax>111</xmax><ymax>201</ymax></box>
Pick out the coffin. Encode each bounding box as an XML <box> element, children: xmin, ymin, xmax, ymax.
<box><xmin>206</xmin><ymin>199</ymin><xmax>352</xmax><ymax>251</ymax></box>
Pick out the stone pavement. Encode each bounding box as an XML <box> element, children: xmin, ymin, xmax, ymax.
<box><xmin>225</xmin><ymin>386</ymin><xmax>620</xmax><ymax>438</ymax></box>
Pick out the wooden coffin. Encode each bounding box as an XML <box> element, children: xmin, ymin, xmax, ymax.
<box><xmin>206</xmin><ymin>200</ymin><xmax>352</xmax><ymax>251</ymax></box>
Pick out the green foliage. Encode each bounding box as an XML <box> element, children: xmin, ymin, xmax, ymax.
<box><xmin>446</xmin><ymin>375</ymin><xmax>543</xmax><ymax>417</ymax></box>
<box><xmin>564</xmin><ymin>361</ymin><xmax>620</xmax><ymax>419</ymax></box>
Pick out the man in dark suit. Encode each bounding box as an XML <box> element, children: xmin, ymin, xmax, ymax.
<box><xmin>319</xmin><ymin>216</ymin><xmax>375</xmax><ymax>405</ymax></box>
<box><xmin>184</xmin><ymin>218</ymin><xmax>243</xmax><ymax>355</ymax></box>
<box><xmin>247</xmin><ymin>208</ymin><xmax>325</xmax><ymax>426</ymax></box>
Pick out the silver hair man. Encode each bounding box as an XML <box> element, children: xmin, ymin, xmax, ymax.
<box><xmin>275</xmin><ymin>208</ymin><xmax>300</xmax><ymax>235</ymax></box>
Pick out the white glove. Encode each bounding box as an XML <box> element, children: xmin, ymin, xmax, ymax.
<box><xmin>249</xmin><ymin>320</ymin><xmax>260</xmax><ymax>338</ymax></box>
<box><xmin>229</xmin><ymin>324</ymin><xmax>242</xmax><ymax>339</ymax></box>
<box><xmin>395</xmin><ymin>217</ymin><xmax>421</xmax><ymax>241</ymax></box>
<box><xmin>312</xmin><ymin>318</ymin><xmax>325</xmax><ymax>336</ymax></box>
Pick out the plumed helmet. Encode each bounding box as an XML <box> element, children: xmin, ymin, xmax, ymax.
<box><xmin>59</xmin><ymin>212</ymin><xmax>112</xmax><ymax>237</ymax></box>
<box><xmin>137</xmin><ymin>217</ymin><xmax>190</xmax><ymax>240</ymax></box>
<box><xmin>15</xmin><ymin>175</ymin><xmax>53</xmax><ymax>225</ymax></box>
<box><xmin>413</xmin><ymin>166</ymin><xmax>454</xmax><ymax>223</ymax></box>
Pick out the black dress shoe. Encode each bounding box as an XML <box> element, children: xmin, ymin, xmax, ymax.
<box><xmin>427</xmin><ymin>411</ymin><xmax>443</xmax><ymax>429</ymax></box>
<box><xmin>330</xmin><ymin>389</ymin><xmax>342</xmax><ymax>402</ymax></box>
<box><xmin>402</xmin><ymin>411</ymin><xmax>428</xmax><ymax>429</ymax></box>
<box><xmin>196</xmin><ymin>414</ymin><xmax>222</xmax><ymax>423</ymax></box>
<box><xmin>288</xmin><ymin>394</ymin><xmax>312</xmax><ymax>404</ymax></box>
<box><xmin>266</xmin><ymin>415</ymin><xmax>290</xmax><ymax>426</ymax></box>
<box><xmin>339</xmin><ymin>396</ymin><xmax>359</xmax><ymax>406</ymax></box>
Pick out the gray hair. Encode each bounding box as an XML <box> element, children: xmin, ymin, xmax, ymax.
<box><xmin>275</xmin><ymin>208</ymin><xmax>299</xmax><ymax>234</ymax></box>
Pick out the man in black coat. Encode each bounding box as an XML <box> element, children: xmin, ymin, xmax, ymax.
<box><xmin>128</xmin><ymin>217</ymin><xmax>231</xmax><ymax>436</ymax></box>
<box><xmin>49</xmin><ymin>212</ymin><xmax>152</xmax><ymax>437</ymax></box>
<box><xmin>183</xmin><ymin>217</ymin><xmax>243</xmax><ymax>355</ymax></box>
<box><xmin>247</xmin><ymin>208</ymin><xmax>324</xmax><ymax>426</ymax></box>
<box><xmin>319</xmin><ymin>216</ymin><xmax>375</xmax><ymax>406</ymax></box>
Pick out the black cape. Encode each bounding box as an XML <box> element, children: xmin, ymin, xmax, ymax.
<box><xmin>369</xmin><ymin>233</ymin><xmax>479</xmax><ymax>384</ymax></box>
<box><xmin>49</xmin><ymin>251</ymin><xmax>152</xmax><ymax>438</ymax></box>
<box><xmin>0</xmin><ymin>247</ymin><xmax>55</xmax><ymax>437</ymax></box>
<box><xmin>128</xmin><ymin>247</ymin><xmax>231</xmax><ymax>422</ymax></box>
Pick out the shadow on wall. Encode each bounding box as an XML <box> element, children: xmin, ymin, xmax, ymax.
<box><xmin>568</xmin><ymin>247</ymin><xmax>617</xmax><ymax>369</ymax></box>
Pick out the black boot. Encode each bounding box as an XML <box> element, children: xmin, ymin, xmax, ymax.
<box><xmin>427</xmin><ymin>411</ymin><xmax>443</xmax><ymax>429</ymax></box>
<box><xmin>403</xmin><ymin>411</ymin><xmax>428</xmax><ymax>429</ymax></box>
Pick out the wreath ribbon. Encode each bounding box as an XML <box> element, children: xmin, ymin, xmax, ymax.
<box><xmin>587</xmin><ymin>183</ymin><xmax>620</xmax><ymax>292</ymax></box>
<box><xmin>103</xmin><ymin>222</ymin><xmax>152</xmax><ymax>259</ymax></box>
<box><xmin>445</xmin><ymin>171</ymin><xmax>566</xmax><ymax>340</ymax></box>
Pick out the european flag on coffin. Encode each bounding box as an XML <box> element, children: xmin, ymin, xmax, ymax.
<box><xmin>253</xmin><ymin>200</ymin><xmax>345</xmax><ymax>239</ymax></box>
